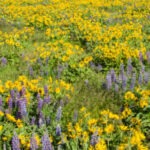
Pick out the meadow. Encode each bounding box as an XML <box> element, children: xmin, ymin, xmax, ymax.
<box><xmin>0</xmin><ymin>0</ymin><xmax>150</xmax><ymax>149</ymax></box>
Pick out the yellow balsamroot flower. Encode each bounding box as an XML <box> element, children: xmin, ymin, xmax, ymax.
<box><xmin>0</xmin><ymin>111</ymin><xmax>4</xmax><ymax>117</ymax></box>
<box><xmin>75</xmin><ymin>123</ymin><xmax>82</xmax><ymax>136</ymax></box>
<box><xmin>0</xmin><ymin>85</ymin><xmax>5</xmax><ymax>93</ymax></box>
<box><xmin>119</xmin><ymin>125</ymin><xmax>128</xmax><ymax>131</ymax></box>
<box><xmin>6</xmin><ymin>114</ymin><xmax>16</xmax><ymax>123</ymax></box>
<box><xmin>118</xmin><ymin>143</ymin><xmax>128</xmax><ymax>150</ymax></box>
<box><xmin>104</xmin><ymin>124</ymin><xmax>114</xmax><ymax>134</ymax></box>
<box><xmin>137</xmin><ymin>144</ymin><xmax>148</xmax><ymax>150</ymax></box>
<box><xmin>121</xmin><ymin>107</ymin><xmax>132</xmax><ymax>119</ymax></box>
<box><xmin>108</xmin><ymin>112</ymin><xmax>120</xmax><ymax>120</ymax></box>
<box><xmin>88</xmin><ymin>119</ymin><xmax>97</xmax><ymax>126</ymax></box>
<box><xmin>55</xmin><ymin>87</ymin><xmax>60</xmax><ymax>94</ymax></box>
<box><xmin>0</xmin><ymin>125</ymin><xmax>3</xmax><ymax>131</ymax></box>
<box><xmin>35</xmin><ymin>135</ymin><xmax>40</xmax><ymax>146</ymax></box>
<box><xmin>89</xmin><ymin>139</ymin><xmax>107</xmax><ymax>150</ymax></box>
<box><xmin>2</xmin><ymin>137</ymin><xmax>7</xmax><ymax>141</ymax></box>
<box><xmin>124</xmin><ymin>91</ymin><xmax>137</xmax><ymax>101</ymax></box>
<box><xmin>130</xmin><ymin>129</ymin><xmax>145</xmax><ymax>146</ymax></box>
<box><xmin>16</xmin><ymin>119</ymin><xmax>23</xmax><ymax>128</ymax></box>
<box><xmin>139</xmin><ymin>96</ymin><xmax>149</xmax><ymax>108</ymax></box>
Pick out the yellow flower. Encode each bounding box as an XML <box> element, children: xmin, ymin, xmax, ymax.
<box><xmin>6</xmin><ymin>114</ymin><xmax>16</xmax><ymax>123</ymax></box>
<box><xmin>0</xmin><ymin>111</ymin><xmax>4</xmax><ymax>117</ymax></box>
<box><xmin>2</xmin><ymin>137</ymin><xmax>7</xmax><ymax>141</ymax></box>
<box><xmin>119</xmin><ymin>125</ymin><xmax>128</xmax><ymax>131</ymax></box>
<box><xmin>55</xmin><ymin>87</ymin><xmax>60</xmax><ymax>94</ymax></box>
<box><xmin>124</xmin><ymin>91</ymin><xmax>137</xmax><ymax>101</ymax></box>
<box><xmin>16</xmin><ymin>119</ymin><xmax>23</xmax><ymax>128</ymax></box>
<box><xmin>131</xmin><ymin>129</ymin><xmax>145</xmax><ymax>146</ymax></box>
<box><xmin>121</xmin><ymin>107</ymin><xmax>132</xmax><ymax>118</ymax></box>
<box><xmin>0</xmin><ymin>125</ymin><xmax>3</xmax><ymax>131</ymax></box>
<box><xmin>104</xmin><ymin>124</ymin><xmax>114</xmax><ymax>134</ymax></box>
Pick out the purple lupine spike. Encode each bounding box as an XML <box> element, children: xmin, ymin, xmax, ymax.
<box><xmin>12</xmin><ymin>132</ymin><xmax>20</xmax><ymax>150</ymax></box>
<box><xmin>18</xmin><ymin>99</ymin><xmax>27</xmax><ymax>118</ymax></box>
<box><xmin>57</xmin><ymin>64</ymin><xmax>63</xmax><ymax>79</ymax></box>
<box><xmin>138</xmin><ymin>71</ymin><xmax>143</xmax><ymax>85</ymax></box>
<box><xmin>143</xmin><ymin>72</ymin><xmax>149</xmax><ymax>83</ymax></box>
<box><xmin>44</xmin><ymin>85</ymin><xmax>48</xmax><ymax>95</ymax></box>
<box><xmin>1</xmin><ymin>57</ymin><xmax>7</xmax><ymax>66</ymax></box>
<box><xmin>110</xmin><ymin>69</ymin><xmax>116</xmax><ymax>82</ymax></box>
<box><xmin>56</xmin><ymin>106</ymin><xmax>62</xmax><ymax>121</ymax></box>
<box><xmin>127</xmin><ymin>59</ymin><xmax>133</xmax><ymax>76</ymax></box>
<box><xmin>139</xmin><ymin>51</ymin><xmax>143</xmax><ymax>62</ymax></box>
<box><xmin>38</xmin><ymin>98</ymin><xmax>43</xmax><ymax>113</ymax></box>
<box><xmin>20</xmin><ymin>87</ymin><xmax>26</xmax><ymax>97</ymax></box>
<box><xmin>119</xmin><ymin>64</ymin><xmax>127</xmax><ymax>90</ymax></box>
<box><xmin>31</xmin><ymin>117</ymin><xmax>36</xmax><ymax>125</ymax></box>
<box><xmin>90</xmin><ymin>132</ymin><xmax>98</xmax><ymax>146</ymax></box>
<box><xmin>106</xmin><ymin>72</ymin><xmax>112</xmax><ymax>90</ymax></box>
<box><xmin>8</xmin><ymin>97</ymin><xmax>13</xmax><ymax>110</ymax></box>
<box><xmin>45</xmin><ymin>57</ymin><xmax>49</xmax><ymax>65</ymax></box>
<box><xmin>0</xmin><ymin>97</ymin><xmax>2</xmax><ymax>109</ymax></box>
<box><xmin>146</xmin><ymin>51</ymin><xmax>150</xmax><ymax>63</ymax></box>
<box><xmin>44</xmin><ymin>95</ymin><xmax>50</xmax><ymax>104</ymax></box>
<box><xmin>141</xmin><ymin>64</ymin><xmax>145</xmax><ymax>73</ymax></box>
<box><xmin>114</xmin><ymin>83</ymin><xmax>119</xmax><ymax>92</ymax></box>
<box><xmin>56</xmin><ymin>124</ymin><xmax>61</xmax><ymax>136</ymax></box>
<box><xmin>73</xmin><ymin>110</ymin><xmax>78</xmax><ymax>122</ymax></box>
<box><xmin>30</xmin><ymin>134</ymin><xmax>38</xmax><ymax>150</ymax></box>
<box><xmin>46</xmin><ymin>116</ymin><xmax>51</xmax><ymax>125</ymax></box>
<box><xmin>16</xmin><ymin>91</ymin><xmax>21</xmax><ymax>99</ymax></box>
<box><xmin>90</xmin><ymin>62</ymin><xmax>95</xmax><ymax>69</ymax></box>
<box><xmin>38</xmin><ymin>112</ymin><xmax>45</xmax><ymax>127</ymax></box>
<box><xmin>130</xmin><ymin>73</ymin><xmax>136</xmax><ymax>90</ymax></box>
<box><xmin>96</xmin><ymin>64</ymin><xmax>102</xmax><ymax>71</ymax></box>
<box><xmin>42</xmin><ymin>133</ymin><xmax>53</xmax><ymax>150</ymax></box>
<box><xmin>29</xmin><ymin>66</ymin><xmax>34</xmax><ymax>76</ymax></box>
<box><xmin>37</xmin><ymin>93</ymin><xmax>41</xmax><ymax>101</ymax></box>
<box><xmin>10</xmin><ymin>90</ymin><xmax>15</xmax><ymax>100</ymax></box>
<box><xmin>122</xmin><ymin>74</ymin><xmax>127</xmax><ymax>91</ymax></box>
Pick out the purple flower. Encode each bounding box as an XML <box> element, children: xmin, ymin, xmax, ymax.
<box><xmin>44</xmin><ymin>95</ymin><xmax>50</xmax><ymax>104</ymax></box>
<box><xmin>138</xmin><ymin>71</ymin><xmax>143</xmax><ymax>85</ymax></box>
<box><xmin>29</xmin><ymin>66</ymin><xmax>34</xmax><ymax>76</ymax></box>
<box><xmin>12</xmin><ymin>132</ymin><xmax>20</xmax><ymax>150</ymax></box>
<box><xmin>31</xmin><ymin>117</ymin><xmax>36</xmax><ymax>125</ymax></box>
<box><xmin>1</xmin><ymin>57</ymin><xmax>7</xmax><ymax>66</ymax></box>
<box><xmin>139</xmin><ymin>51</ymin><xmax>143</xmax><ymax>62</ymax></box>
<box><xmin>130</xmin><ymin>73</ymin><xmax>136</xmax><ymax>90</ymax></box>
<box><xmin>144</xmin><ymin>72</ymin><xmax>149</xmax><ymax>83</ymax></box>
<box><xmin>56</xmin><ymin>124</ymin><xmax>61</xmax><ymax>136</ymax></box>
<box><xmin>114</xmin><ymin>84</ymin><xmax>119</xmax><ymax>92</ymax></box>
<box><xmin>90</xmin><ymin>132</ymin><xmax>98</xmax><ymax>146</ymax></box>
<box><xmin>106</xmin><ymin>72</ymin><xmax>112</xmax><ymax>90</ymax></box>
<box><xmin>38</xmin><ymin>112</ymin><xmax>45</xmax><ymax>127</ymax></box>
<box><xmin>30</xmin><ymin>134</ymin><xmax>38</xmax><ymax>150</ymax></box>
<box><xmin>38</xmin><ymin>98</ymin><xmax>43</xmax><ymax>113</ymax></box>
<box><xmin>19</xmin><ymin>87</ymin><xmax>26</xmax><ymax>97</ymax></box>
<box><xmin>110</xmin><ymin>69</ymin><xmax>116</xmax><ymax>82</ymax></box>
<box><xmin>44</xmin><ymin>85</ymin><xmax>48</xmax><ymax>95</ymax></box>
<box><xmin>8</xmin><ymin>97</ymin><xmax>13</xmax><ymax>111</ymax></box>
<box><xmin>18</xmin><ymin>99</ymin><xmax>27</xmax><ymax>118</ymax></box>
<box><xmin>96</xmin><ymin>64</ymin><xmax>102</xmax><ymax>71</ymax></box>
<box><xmin>42</xmin><ymin>133</ymin><xmax>53</xmax><ymax>150</ymax></box>
<box><xmin>146</xmin><ymin>51</ymin><xmax>150</xmax><ymax>63</ymax></box>
<box><xmin>0</xmin><ymin>97</ymin><xmax>2</xmax><ymax>109</ymax></box>
<box><xmin>56</xmin><ymin>106</ymin><xmax>62</xmax><ymax>121</ymax></box>
<box><xmin>10</xmin><ymin>90</ymin><xmax>15</xmax><ymax>100</ymax></box>
<box><xmin>46</xmin><ymin>116</ymin><xmax>51</xmax><ymax>125</ymax></box>
<box><xmin>127</xmin><ymin>59</ymin><xmax>133</xmax><ymax>76</ymax></box>
<box><xmin>73</xmin><ymin>110</ymin><xmax>78</xmax><ymax>122</ymax></box>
